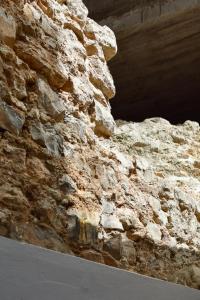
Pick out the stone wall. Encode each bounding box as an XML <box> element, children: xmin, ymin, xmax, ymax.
<box><xmin>0</xmin><ymin>0</ymin><xmax>200</xmax><ymax>289</ymax></box>
<box><xmin>0</xmin><ymin>0</ymin><xmax>118</xmax><ymax>258</ymax></box>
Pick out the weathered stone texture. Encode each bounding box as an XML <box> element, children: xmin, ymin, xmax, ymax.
<box><xmin>0</xmin><ymin>0</ymin><xmax>200</xmax><ymax>290</ymax></box>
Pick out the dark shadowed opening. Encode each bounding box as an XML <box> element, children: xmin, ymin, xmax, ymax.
<box><xmin>84</xmin><ymin>0</ymin><xmax>200</xmax><ymax>124</ymax></box>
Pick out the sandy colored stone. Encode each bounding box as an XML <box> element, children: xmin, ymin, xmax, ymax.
<box><xmin>0</xmin><ymin>0</ymin><xmax>200</xmax><ymax>291</ymax></box>
<box><xmin>0</xmin><ymin>8</ymin><xmax>16</xmax><ymax>47</ymax></box>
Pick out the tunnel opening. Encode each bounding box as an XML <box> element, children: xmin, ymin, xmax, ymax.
<box><xmin>85</xmin><ymin>0</ymin><xmax>200</xmax><ymax>125</ymax></box>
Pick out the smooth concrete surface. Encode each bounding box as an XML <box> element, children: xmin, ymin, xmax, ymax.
<box><xmin>0</xmin><ymin>236</ymin><xmax>199</xmax><ymax>300</ymax></box>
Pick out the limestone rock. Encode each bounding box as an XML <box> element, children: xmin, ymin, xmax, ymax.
<box><xmin>30</xmin><ymin>123</ymin><xmax>64</xmax><ymax>157</ymax></box>
<box><xmin>101</xmin><ymin>198</ymin><xmax>115</xmax><ymax>215</ymax></box>
<box><xmin>14</xmin><ymin>40</ymin><xmax>69</xmax><ymax>89</ymax></box>
<box><xmin>100</xmin><ymin>215</ymin><xmax>124</xmax><ymax>231</ymax></box>
<box><xmin>37</xmin><ymin>78</ymin><xmax>65</xmax><ymax>120</ymax></box>
<box><xmin>80</xmin><ymin>249</ymin><xmax>104</xmax><ymax>264</ymax></box>
<box><xmin>87</xmin><ymin>56</ymin><xmax>115</xmax><ymax>99</ymax></box>
<box><xmin>65</xmin><ymin>0</ymin><xmax>88</xmax><ymax>22</ymax></box>
<box><xmin>59</xmin><ymin>174</ymin><xmax>77</xmax><ymax>194</ymax></box>
<box><xmin>104</xmin><ymin>235</ymin><xmax>121</xmax><ymax>260</ymax></box>
<box><xmin>0</xmin><ymin>8</ymin><xmax>16</xmax><ymax>47</ymax></box>
<box><xmin>0</xmin><ymin>100</ymin><xmax>25</xmax><ymax>134</ymax></box>
<box><xmin>172</xmin><ymin>265</ymin><xmax>200</xmax><ymax>289</ymax></box>
<box><xmin>94</xmin><ymin>100</ymin><xmax>115</xmax><ymax>137</ymax></box>
<box><xmin>121</xmin><ymin>235</ymin><xmax>136</xmax><ymax>266</ymax></box>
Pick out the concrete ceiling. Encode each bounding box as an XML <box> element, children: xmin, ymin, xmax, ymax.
<box><xmin>84</xmin><ymin>0</ymin><xmax>200</xmax><ymax>123</ymax></box>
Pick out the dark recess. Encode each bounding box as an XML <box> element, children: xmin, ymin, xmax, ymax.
<box><xmin>85</xmin><ymin>0</ymin><xmax>200</xmax><ymax>124</ymax></box>
<box><xmin>110</xmin><ymin>65</ymin><xmax>200</xmax><ymax>124</ymax></box>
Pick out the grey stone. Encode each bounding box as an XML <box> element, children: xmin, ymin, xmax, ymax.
<box><xmin>174</xmin><ymin>189</ymin><xmax>195</xmax><ymax>211</ymax></box>
<box><xmin>172</xmin><ymin>265</ymin><xmax>200</xmax><ymax>289</ymax></box>
<box><xmin>30</xmin><ymin>123</ymin><xmax>63</xmax><ymax>157</ymax></box>
<box><xmin>101</xmin><ymin>198</ymin><xmax>115</xmax><ymax>214</ymax></box>
<box><xmin>94</xmin><ymin>100</ymin><xmax>115</xmax><ymax>137</ymax></box>
<box><xmin>0</xmin><ymin>99</ymin><xmax>25</xmax><ymax>134</ymax></box>
<box><xmin>146</xmin><ymin>222</ymin><xmax>162</xmax><ymax>242</ymax></box>
<box><xmin>121</xmin><ymin>236</ymin><xmax>136</xmax><ymax>265</ymax></box>
<box><xmin>104</xmin><ymin>235</ymin><xmax>121</xmax><ymax>260</ymax></box>
<box><xmin>135</xmin><ymin>156</ymin><xmax>149</xmax><ymax>171</ymax></box>
<box><xmin>37</xmin><ymin>78</ymin><xmax>65</xmax><ymax>120</ymax></box>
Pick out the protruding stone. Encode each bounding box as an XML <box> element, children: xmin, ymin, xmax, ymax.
<box><xmin>101</xmin><ymin>198</ymin><xmax>115</xmax><ymax>215</ymax></box>
<box><xmin>0</xmin><ymin>100</ymin><xmax>25</xmax><ymax>135</ymax></box>
<box><xmin>146</xmin><ymin>222</ymin><xmax>162</xmax><ymax>242</ymax></box>
<box><xmin>14</xmin><ymin>40</ymin><xmax>69</xmax><ymax>89</ymax></box>
<box><xmin>172</xmin><ymin>265</ymin><xmax>200</xmax><ymax>289</ymax></box>
<box><xmin>94</xmin><ymin>100</ymin><xmax>115</xmax><ymax>137</ymax></box>
<box><xmin>67</xmin><ymin>209</ymin><xmax>99</xmax><ymax>246</ymax></box>
<box><xmin>135</xmin><ymin>156</ymin><xmax>149</xmax><ymax>171</ymax></box>
<box><xmin>66</xmin><ymin>0</ymin><xmax>88</xmax><ymax>23</ymax></box>
<box><xmin>30</xmin><ymin>122</ymin><xmax>63</xmax><ymax>157</ymax></box>
<box><xmin>87</xmin><ymin>56</ymin><xmax>116</xmax><ymax>99</ymax></box>
<box><xmin>121</xmin><ymin>235</ymin><xmax>136</xmax><ymax>265</ymax></box>
<box><xmin>59</xmin><ymin>174</ymin><xmax>77</xmax><ymax>194</ymax></box>
<box><xmin>85</xmin><ymin>18</ymin><xmax>117</xmax><ymax>61</ymax></box>
<box><xmin>100</xmin><ymin>214</ymin><xmax>124</xmax><ymax>231</ymax></box>
<box><xmin>0</xmin><ymin>8</ymin><xmax>16</xmax><ymax>47</ymax></box>
<box><xmin>37</xmin><ymin>78</ymin><xmax>65</xmax><ymax>120</ymax></box>
<box><xmin>104</xmin><ymin>235</ymin><xmax>121</xmax><ymax>260</ymax></box>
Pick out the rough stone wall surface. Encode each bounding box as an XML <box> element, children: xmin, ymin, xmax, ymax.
<box><xmin>0</xmin><ymin>0</ymin><xmax>200</xmax><ymax>290</ymax></box>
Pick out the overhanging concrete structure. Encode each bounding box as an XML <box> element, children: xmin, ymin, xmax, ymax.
<box><xmin>85</xmin><ymin>0</ymin><xmax>200</xmax><ymax>123</ymax></box>
<box><xmin>0</xmin><ymin>236</ymin><xmax>199</xmax><ymax>299</ymax></box>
